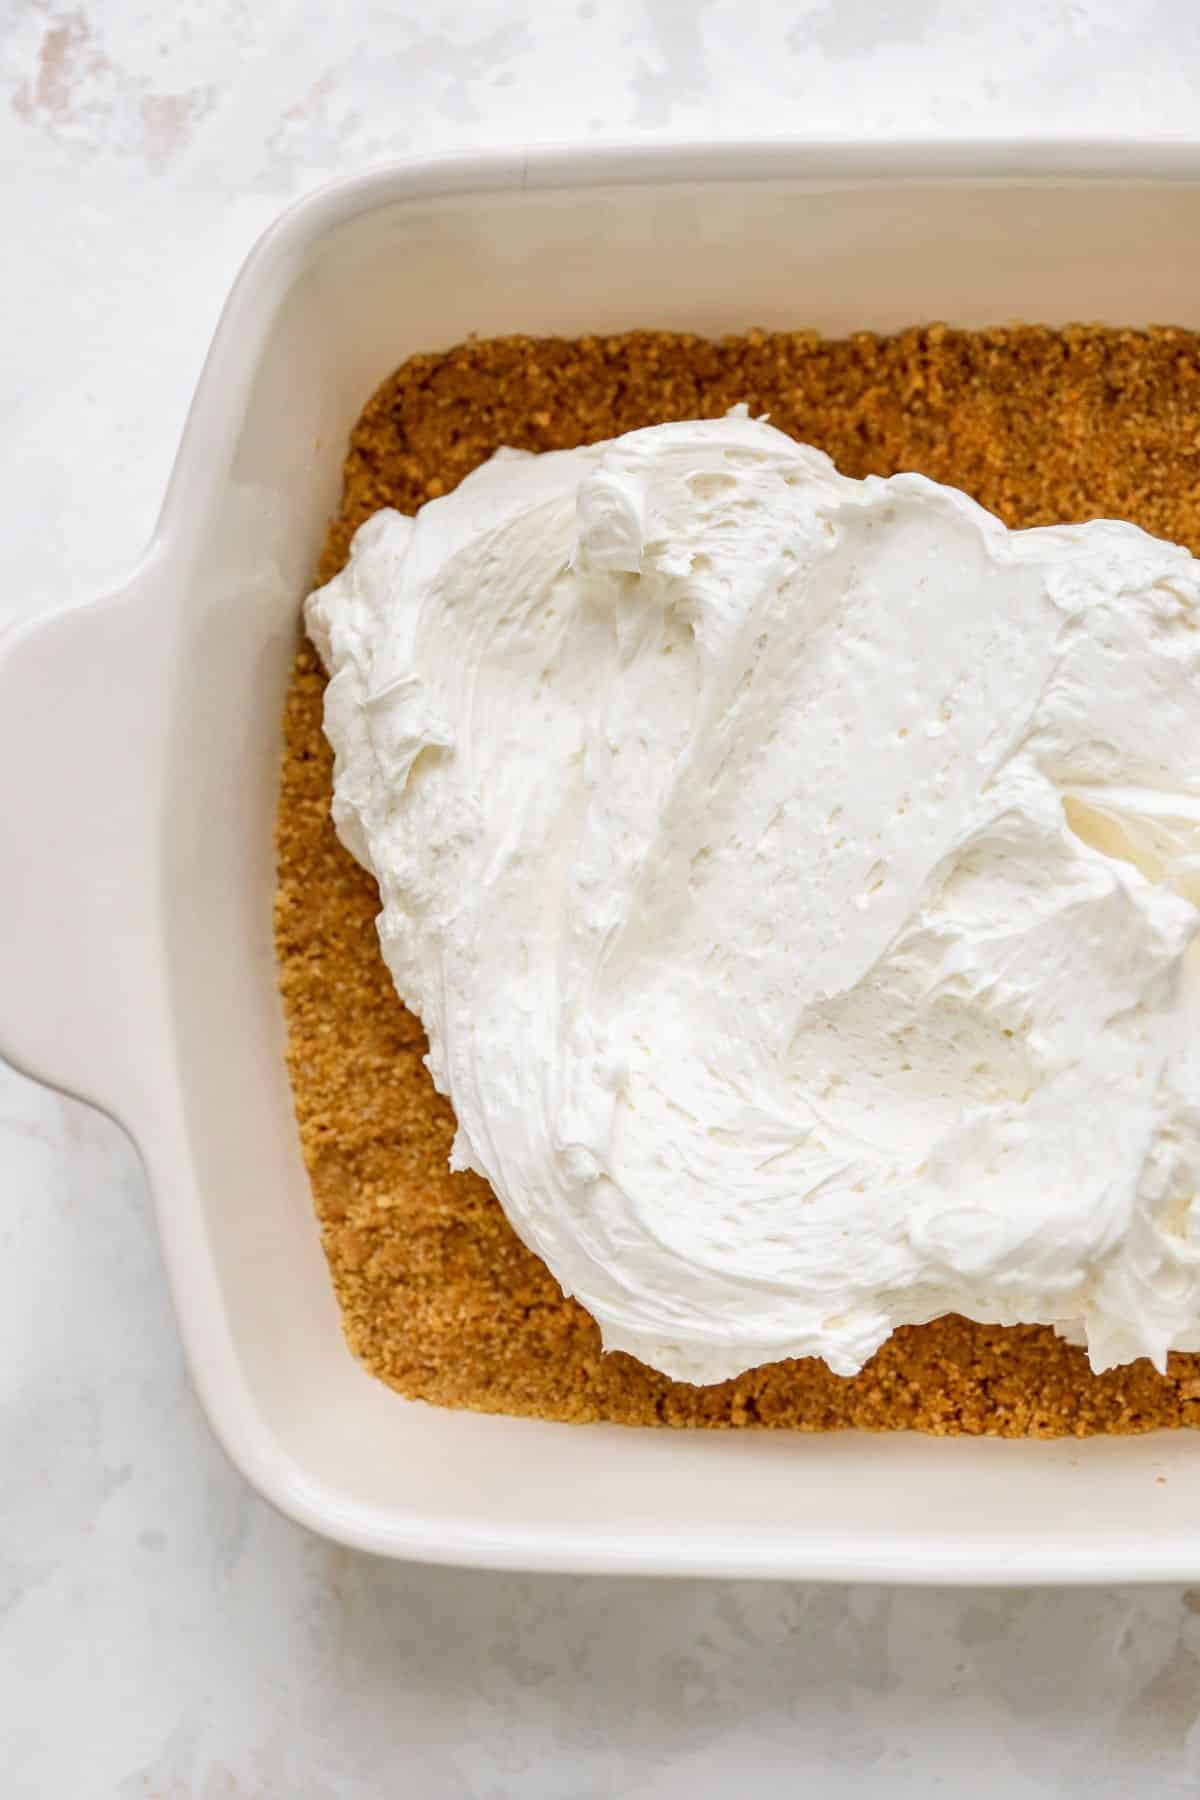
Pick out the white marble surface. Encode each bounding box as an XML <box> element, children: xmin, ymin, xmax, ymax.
<box><xmin>4</xmin><ymin>1</ymin><xmax>1200</xmax><ymax>1792</ymax></box>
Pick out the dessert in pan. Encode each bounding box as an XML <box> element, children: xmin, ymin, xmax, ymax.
<box><xmin>276</xmin><ymin>325</ymin><xmax>1200</xmax><ymax>1435</ymax></box>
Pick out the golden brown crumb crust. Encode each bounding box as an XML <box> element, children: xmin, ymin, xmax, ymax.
<box><xmin>275</xmin><ymin>324</ymin><xmax>1200</xmax><ymax>1435</ymax></box>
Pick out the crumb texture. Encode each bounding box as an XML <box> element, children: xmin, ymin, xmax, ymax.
<box><xmin>275</xmin><ymin>324</ymin><xmax>1200</xmax><ymax>1434</ymax></box>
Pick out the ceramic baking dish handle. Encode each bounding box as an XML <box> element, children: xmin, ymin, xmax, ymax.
<box><xmin>0</xmin><ymin>551</ymin><xmax>168</xmax><ymax>1132</ymax></box>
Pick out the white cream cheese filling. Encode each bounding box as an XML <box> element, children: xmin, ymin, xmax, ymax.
<box><xmin>307</xmin><ymin>409</ymin><xmax>1200</xmax><ymax>1384</ymax></box>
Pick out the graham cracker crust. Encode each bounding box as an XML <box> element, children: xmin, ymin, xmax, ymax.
<box><xmin>275</xmin><ymin>324</ymin><xmax>1200</xmax><ymax>1435</ymax></box>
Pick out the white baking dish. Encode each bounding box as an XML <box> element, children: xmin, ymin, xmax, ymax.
<box><xmin>4</xmin><ymin>141</ymin><xmax>1200</xmax><ymax>1583</ymax></box>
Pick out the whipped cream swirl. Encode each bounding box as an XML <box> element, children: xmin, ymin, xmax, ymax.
<box><xmin>306</xmin><ymin>409</ymin><xmax>1200</xmax><ymax>1384</ymax></box>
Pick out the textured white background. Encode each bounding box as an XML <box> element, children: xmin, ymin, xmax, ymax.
<box><xmin>4</xmin><ymin>2</ymin><xmax>1200</xmax><ymax>1795</ymax></box>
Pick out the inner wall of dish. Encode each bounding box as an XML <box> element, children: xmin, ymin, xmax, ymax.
<box><xmin>163</xmin><ymin>177</ymin><xmax>1200</xmax><ymax>1523</ymax></box>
